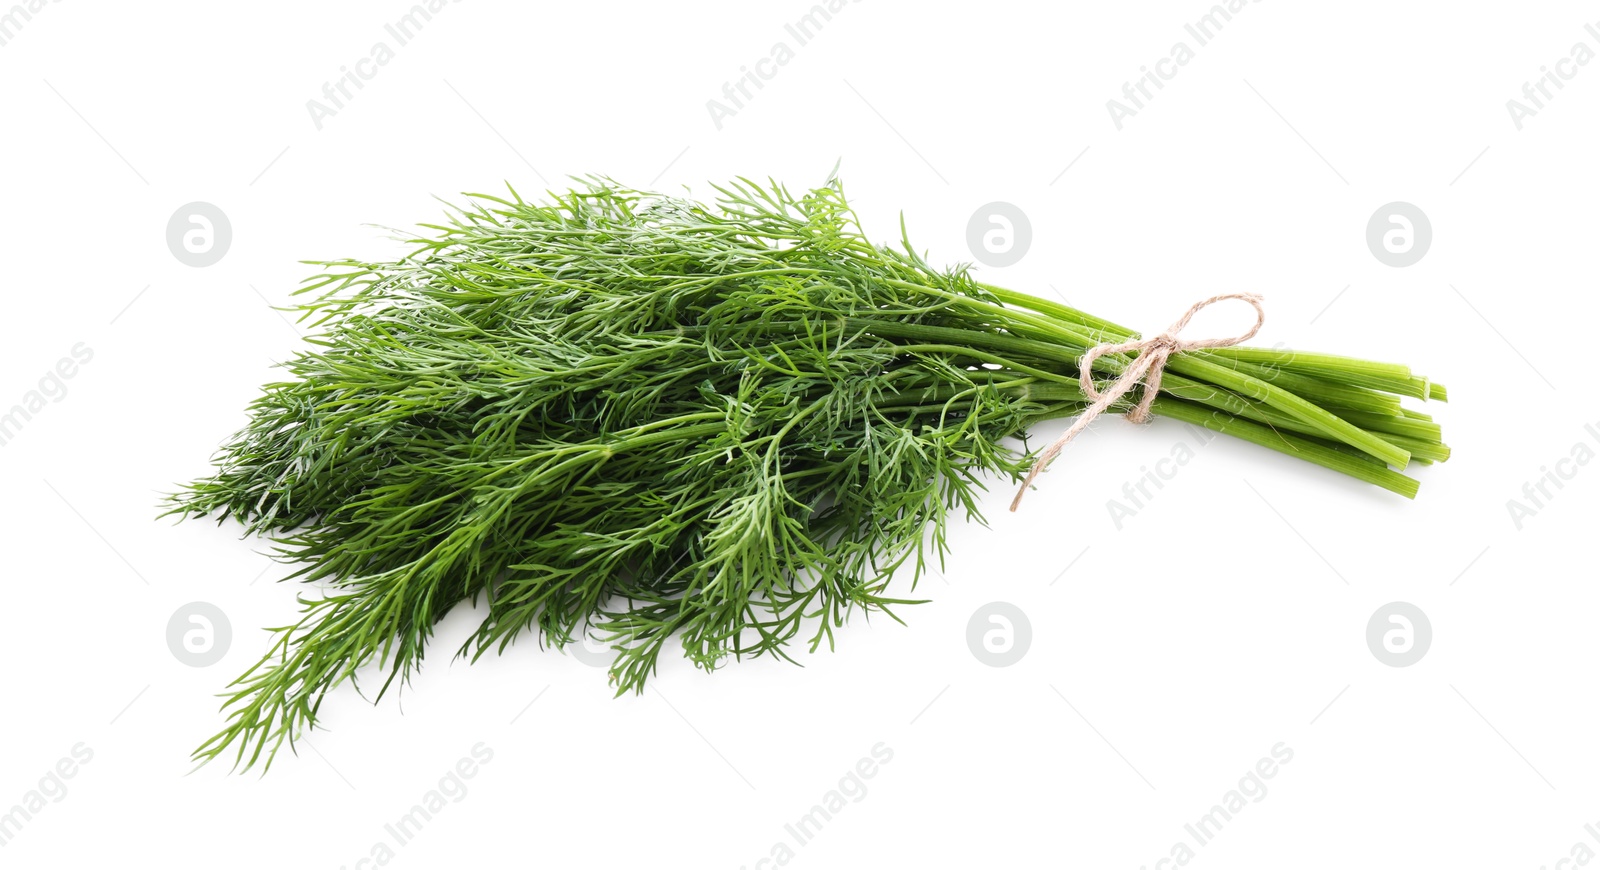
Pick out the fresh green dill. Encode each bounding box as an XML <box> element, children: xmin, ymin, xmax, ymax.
<box><xmin>166</xmin><ymin>175</ymin><xmax>1449</xmax><ymax>771</ymax></box>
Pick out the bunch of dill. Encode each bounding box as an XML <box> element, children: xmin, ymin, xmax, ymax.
<box><xmin>168</xmin><ymin>176</ymin><xmax>1447</xmax><ymax>770</ymax></box>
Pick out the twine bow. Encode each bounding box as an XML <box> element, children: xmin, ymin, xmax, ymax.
<box><xmin>1010</xmin><ymin>293</ymin><xmax>1266</xmax><ymax>512</ymax></box>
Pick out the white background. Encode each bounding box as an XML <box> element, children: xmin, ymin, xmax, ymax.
<box><xmin>1</xmin><ymin>1</ymin><xmax>1597</xmax><ymax>867</ymax></box>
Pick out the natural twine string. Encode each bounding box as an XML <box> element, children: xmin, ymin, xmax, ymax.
<box><xmin>1009</xmin><ymin>293</ymin><xmax>1266</xmax><ymax>512</ymax></box>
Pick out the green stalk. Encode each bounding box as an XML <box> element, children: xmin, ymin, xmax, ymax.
<box><xmin>980</xmin><ymin>283</ymin><xmax>1447</xmax><ymax>406</ymax></box>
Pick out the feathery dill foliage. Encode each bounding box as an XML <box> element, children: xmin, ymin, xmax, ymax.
<box><xmin>168</xmin><ymin>175</ymin><xmax>1449</xmax><ymax>770</ymax></box>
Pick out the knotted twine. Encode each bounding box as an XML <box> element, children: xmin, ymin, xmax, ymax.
<box><xmin>1010</xmin><ymin>293</ymin><xmax>1266</xmax><ymax>512</ymax></box>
